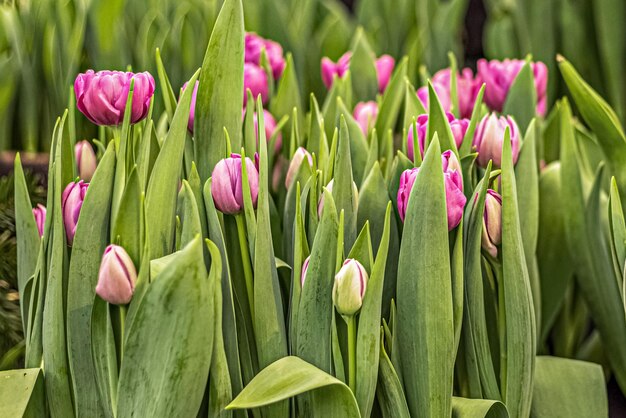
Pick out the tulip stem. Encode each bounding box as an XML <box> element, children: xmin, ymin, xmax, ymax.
<box><xmin>235</xmin><ymin>214</ymin><xmax>255</xmax><ymax>316</ymax></box>
<box><xmin>345</xmin><ymin>314</ymin><xmax>357</xmax><ymax>393</ymax></box>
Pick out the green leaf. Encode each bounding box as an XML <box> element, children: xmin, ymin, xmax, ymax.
<box><xmin>0</xmin><ymin>369</ymin><xmax>45</xmax><ymax>418</ymax></box>
<box><xmin>459</xmin><ymin>85</ymin><xmax>485</xmax><ymax>157</ymax></box>
<box><xmin>195</xmin><ymin>0</ymin><xmax>245</xmax><ymax>179</ymax></box>
<box><xmin>91</xmin><ymin>297</ymin><xmax>118</xmax><ymax>418</ymax></box>
<box><xmin>333</xmin><ymin>117</ymin><xmax>358</xmax><ymax>251</ymax></box>
<box><xmin>530</xmin><ymin>356</ymin><xmax>607</xmax><ymax>418</ymax></box>
<box><xmin>376</xmin><ymin>338</ymin><xmax>410</xmax><ymax>418</ymax></box>
<box><xmin>500</xmin><ymin>126</ymin><xmax>536</xmax><ymax>418</ymax></box>
<box><xmin>349</xmin><ymin>28</ymin><xmax>378</xmax><ymax>102</ymax></box>
<box><xmin>427</xmin><ymin>81</ymin><xmax>457</xmax><ymax>155</ymax></box>
<box><xmin>271</xmin><ymin>53</ymin><xmax>302</xmax><ymax>123</ymax></box>
<box><xmin>155</xmin><ymin>48</ymin><xmax>178</xmax><ymax>122</ymax></box>
<box><xmin>451</xmin><ymin>397</ymin><xmax>509</xmax><ymax>418</ymax></box>
<box><xmin>112</xmin><ymin>166</ymin><xmax>141</xmax><ymax>265</ymax></box>
<box><xmin>396</xmin><ymin>137</ymin><xmax>454</xmax><ymax>417</ymax></box>
<box><xmin>146</xmin><ymin>69</ymin><xmax>200</xmax><ymax>259</ymax></box>
<box><xmin>117</xmin><ymin>237</ymin><xmax>213</xmax><ymax>418</ymax></box>
<box><xmin>375</xmin><ymin>57</ymin><xmax>408</xmax><ymax>136</ymax></box>
<box><xmin>336</xmin><ymin>97</ymin><xmax>369</xmax><ymax>185</ymax></box>
<box><xmin>178</xmin><ymin>180</ymin><xmax>203</xmax><ymax>247</ymax></box>
<box><xmin>67</xmin><ymin>143</ymin><xmax>116</xmax><ymax>417</ymax></box>
<box><xmin>355</xmin><ymin>203</ymin><xmax>392</xmax><ymax>417</ymax></box>
<box><xmin>348</xmin><ymin>223</ymin><xmax>374</xmax><ymax>272</ymax></box>
<box><xmin>227</xmin><ymin>356</ymin><xmax>360</xmax><ymax>418</ymax></box>
<box><xmin>402</xmin><ymin>78</ymin><xmax>427</xmax><ymax>131</ymax></box>
<box><xmin>609</xmin><ymin>178</ymin><xmax>626</xmax><ymax>281</ymax></box>
<box><xmin>503</xmin><ymin>60</ymin><xmax>537</xmax><ymax>133</ymax></box>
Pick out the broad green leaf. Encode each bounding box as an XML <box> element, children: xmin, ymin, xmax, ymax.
<box><xmin>609</xmin><ymin>178</ymin><xmax>626</xmax><ymax>281</ymax></box>
<box><xmin>402</xmin><ymin>78</ymin><xmax>427</xmax><ymax>131</ymax></box>
<box><xmin>376</xmin><ymin>338</ymin><xmax>410</xmax><ymax>418</ymax></box>
<box><xmin>271</xmin><ymin>53</ymin><xmax>302</xmax><ymax>124</ymax></box>
<box><xmin>336</xmin><ymin>97</ymin><xmax>368</xmax><ymax>185</ymax></box>
<box><xmin>227</xmin><ymin>356</ymin><xmax>360</xmax><ymax>418</ymax></box>
<box><xmin>178</xmin><ymin>180</ymin><xmax>202</xmax><ymax>247</ymax></box>
<box><xmin>67</xmin><ymin>143</ymin><xmax>115</xmax><ymax>418</ymax></box>
<box><xmin>427</xmin><ymin>81</ymin><xmax>457</xmax><ymax>155</ymax></box>
<box><xmin>307</xmin><ymin>94</ymin><xmax>329</xmax><ymax>166</ymax></box>
<box><xmin>503</xmin><ymin>60</ymin><xmax>537</xmax><ymax>133</ymax></box>
<box><xmin>91</xmin><ymin>297</ymin><xmax>118</xmax><ymax>418</ymax></box>
<box><xmin>196</xmin><ymin>0</ymin><xmax>244</xmax><ymax>179</ymax></box>
<box><xmin>322</xmin><ymin>74</ymin><xmax>350</xmax><ymax>142</ymax></box>
<box><xmin>333</xmin><ymin>117</ymin><xmax>358</xmax><ymax>251</ymax></box>
<box><xmin>530</xmin><ymin>356</ymin><xmax>607</xmax><ymax>418</ymax></box>
<box><xmin>451</xmin><ymin>397</ymin><xmax>509</xmax><ymax>418</ymax></box>
<box><xmin>112</xmin><ymin>166</ymin><xmax>141</xmax><ymax>265</ymax></box>
<box><xmin>347</xmin><ymin>223</ymin><xmax>374</xmax><ymax>272</ymax></box>
<box><xmin>0</xmin><ymin>369</ymin><xmax>45</xmax><ymax>418</ymax></box>
<box><xmin>146</xmin><ymin>69</ymin><xmax>200</xmax><ymax>259</ymax></box>
<box><xmin>349</xmin><ymin>28</ymin><xmax>378</xmax><ymax>102</ymax></box>
<box><xmin>375</xmin><ymin>57</ymin><xmax>408</xmax><ymax>136</ymax></box>
<box><xmin>289</xmin><ymin>182</ymin><xmax>310</xmax><ymax>353</ymax></box>
<box><xmin>155</xmin><ymin>48</ymin><xmax>178</xmax><ymax>121</ymax></box>
<box><xmin>459</xmin><ymin>85</ymin><xmax>485</xmax><ymax>157</ymax></box>
<box><xmin>396</xmin><ymin>137</ymin><xmax>454</xmax><ymax>417</ymax></box>
<box><xmin>117</xmin><ymin>237</ymin><xmax>213</xmax><ymax>418</ymax></box>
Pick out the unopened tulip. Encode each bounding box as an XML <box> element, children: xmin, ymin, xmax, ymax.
<box><xmin>245</xmin><ymin>32</ymin><xmax>286</xmax><ymax>80</ymax></box>
<box><xmin>32</xmin><ymin>204</ymin><xmax>46</xmax><ymax>237</ymax></box>
<box><xmin>353</xmin><ymin>101</ymin><xmax>379</xmax><ymax>135</ymax></box>
<box><xmin>332</xmin><ymin>259</ymin><xmax>368</xmax><ymax>316</ymax></box>
<box><xmin>406</xmin><ymin>113</ymin><xmax>469</xmax><ymax>160</ymax></box>
<box><xmin>243</xmin><ymin>63</ymin><xmax>269</xmax><ymax>106</ymax></box>
<box><xmin>481</xmin><ymin>189</ymin><xmax>502</xmax><ymax>258</ymax></box>
<box><xmin>473</xmin><ymin>113</ymin><xmax>520</xmax><ymax>168</ymax></box>
<box><xmin>243</xmin><ymin>109</ymin><xmax>282</xmax><ymax>152</ymax></box>
<box><xmin>477</xmin><ymin>58</ymin><xmax>548</xmax><ymax>116</ymax></box>
<box><xmin>430</xmin><ymin>68</ymin><xmax>483</xmax><ymax>118</ymax></box>
<box><xmin>74</xmin><ymin>70</ymin><xmax>155</xmax><ymax>126</ymax></box>
<box><xmin>211</xmin><ymin>154</ymin><xmax>259</xmax><ymax>215</ymax></box>
<box><xmin>285</xmin><ymin>147</ymin><xmax>313</xmax><ymax>189</ymax></box>
<box><xmin>417</xmin><ymin>82</ymin><xmax>452</xmax><ymax>113</ymax></box>
<box><xmin>74</xmin><ymin>140</ymin><xmax>97</xmax><ymax>181</ymax></box>
<box><xmin>397</xmin><ymin>152</ymin><xmax>466</xmax><ymax>230</ymax></box>
<box><xmin>181</xmin><ymin>80</ymin><xmax>199</xmax><ymax>133</ymax></box>
<box><xmin>375</xmin><ymin>55</ymin><xmax>395</xmax><ymax>93</ymax></box>
<box><xmin>300</xmin><ymin>256</ymin><xmax>310</xmax><ymax>287</ymax></box>
<box><xmin>96</xmin><ymin>244</ymin><xmax>137</xmax><ymax>305</ymax></box>
<box><xmin>318</xmin><ymin>179</ymin><xmax>359</xmax><ymax>218</ymax></box>
<box><xmin>62</xmin><ymin>180</ymin><xmax>89</xmax><ymax>246</ymax></box>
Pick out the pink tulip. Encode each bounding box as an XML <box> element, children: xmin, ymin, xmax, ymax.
<box><xmin>62</xmin><ymin>180</ymin><xmax>89</xmax><ymax>246</ymax></box>
<box><xmin>181</xmin><ymin>81</ymin><xmax>199</xmax><ymax>133</ymax></box>
<box><xmin>397</xmin><ymin>151</ymin><xmax>466</xmax><ymax>230</ymax></box>
<box><xmin>353</xmin><ymin>101</ymin><xmax>379</xmax><ymax>135</ymax></box>
<box><xmin>96</xmin><ymin>244</ymin><xmax>137</xmax><ymax>305</ymax></box>
<box><xmin>430</xmin><ymin>68</ymin><xmax>483</xmax><ymax>118</ymax></box>
<box><xmin>375</xmin><ymin>55</ymin><xmax>395</xmax><ymax>93</ymax></box>
<box><xmin>243</xmin><ymin>63</ymin><xmax>269</xmax><ymax>106</ymax></box>
<box><xmin>245</xmin><ymin>32</ymin><xmax>286</xmax><ymax>80</ymax></box>
<box><xmin>211</xmin><ymin>154</ymin><xmax>259</xmax><ymax>215</ymax></box>
<box><xmin>242</xmin><ymin>109</ymin><xmax>283</xmax><ymax>152</ymax></box>
<box><xmin>74</xmin><ymin>140</ymin><xmax>97</xmax><ymax>182</ymax></box>
<box><xmin>417</xmin><ymin>82</ymin><xmax>452</xmax><ymax>113</ymax></box>
<box><xmin>481</xmin><ymin>189</ymin><xmax>502</xmax><ymax>258</ymax></box>
<box><xmin>477</xmin><ymin>58</ymin><xmax>548</xmax><ymax>116</ymax></box>
<box><xmin>285</xmin><ymin>147</ymin><xmax>313</xmax><ymax>189</ymax></box>
<box><xmin>74</xmin><ymin>70</ymin><xmax>154</xmax><ymax>126</ymax></box>
<box><xmin>32</xmin><ymin>204</ymin><xmax>46</xmax><ymax>237</ymax></box>
<box><xmin>321</xmin><ymin>53</ymin><xmax>352</xmax><ymax>90</ymax></box>
<box><xmin>406</xmin><ymin>113</ymin><xmax>469</xmax><ymax>160</ymax></box>
<box><xmin>473</xmin><ymin>113</ymin><xmax>520</xmax><ymax>168</ymax></box>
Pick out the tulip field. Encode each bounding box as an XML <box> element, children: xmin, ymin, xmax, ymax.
<box><xmin>2</xmin><ymin>0</ymin><xmax>626</xmax><ymax>417</ymax></box>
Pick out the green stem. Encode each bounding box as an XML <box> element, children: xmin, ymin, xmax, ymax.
<box><xmin>345</xmin><ymin>314</ymin><xmax>357</xmax><ymax>393</ymax></box>
<box><xmin>235</xmin><ymin>214</ymin><xmax>255</xmax><ymax>315</ymax></box>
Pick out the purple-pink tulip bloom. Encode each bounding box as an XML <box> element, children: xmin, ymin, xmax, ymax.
<box><xmin>74</xmin><ymin>70</ymin><xmax>155</xmax><ymax>126</ymax></box>
<box><xmin>243</xmin><ymin>63</ymin><xmax>269</xmax><ymax>106</ymax></box>
<box><xmin>32</xmin><ymin>204</ymin><xmax>46</xmax><ymax>237</ymax></box>
<box><xmin>481</xmin><ymin>189</ymin><xmax>502</xmax><ymax>258</ymax></box>
<box><xmin>375</xmin><ymin>55</ymin><xmax>395</xmax><ymax>93</ymax></box>
<box><xmin>245</xmin><ymin>32</ymin><xmax>286</xmax><ymax>80</ymax></box>
<box><xmin>477</xmin><ymin>58</ymin><xmax>548</xmax><ymax>116</ymax></box>
<box><xmin>75</xmin><ymin>140</ymin><xmax>97</xmax><ymax>182</ymax></box>
<box><xmin>181</xmin><ymin>81</ymin><xmax>199</xmax><ymax>133</ymax></box>
<box><xmin>243</xmin><ymin>109</ymin><xmax>283</xmax><ymax>152</ymax></box>
<box><xmin>62</xmin><ymin>180</ymin><xmax>89</xmax><ymax>246</ymax></box>
<box><xmin>429</xmin><ymin>68</ymin><xmax>483</xmax><ymax>118</ymax></box>
<box><xmin>353</xmin><ymin>101</ymin><xmax>379</xmax><ymax>135</ymax></box>
<box><xmin>406</xmin><ymin>113</ymin><xmax>469</xmax><ymax>161</ymax></box>
<box><xmin>211</xmin><ymin>154</ymin><xmax>259</xmax><ymax>215</ymax></box>
<box><xmin>417</xmin><ymin>82</ymin><xmax>452</xmax><ymax>113</ymax></box>
<box><xmin>397</xmin><ymin>151</ymin><xmax>466</xmax><ymax>230</ymax></box>
<box><xmin>96</xmin><ymin>244</ymin><xmax>137</xmax><ymax>305</ymax></box>
<box><xmin>285</xmin><ymin>147</ymin><xmax>313</xmax><ymax>189</ymax></box>
<box><xmin>473</xmin><ymin>113</ymin><xmax>520</xmax><ymax>168</ymax></box>
<box><xmin>321</xmin><ymin>52</ymin><xmax>395</xmax><ymax>93</ymax></box>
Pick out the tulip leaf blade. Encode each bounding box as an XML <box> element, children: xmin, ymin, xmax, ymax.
<box><xmin>396</xmin><ymin>137</ymin><xmax>454</xmax><ymax>418</ymax></box>
<box><xmin>503</xmin><ymin>60</ymin><xmax>537</xmax><ymax>133</ymax></box>
<box><xmin>178</xmin><ymin>180</ymin><xmax>202</xmax><ymax>248</ymax></box>
<box><xmin>451</xmin><ymin>397</ymin><xmax>509</xmax><ymax>418</ymax></box>
<box><xmin>459</xmin><ymin>84</ymin><xmax>485</xmax><ymax>157</ymax></box>
<box><xmin>427</xmin><ymin>81</ymin><xmax>457</xmax><ymax>156</ymax></box>
<box><xmin>271</xmin><ymin>53</ymin><xmax>302</xmax><ymax>124</ymax></box>
<box><xmin>336</xmin><ymin>97</ymin><xmax>368</xmax><ymax>185</ymax></box>
<box><xmin>376</xmin><ymin>335</ymin><xmax>411</xmax><ymax>418</ymax></box>
<box><xmin>375</xmin><ymin>57</ymin><xmax>408</xmax><ymax>137</ymax></box>
<box><xmin>349</xmin><ymin>27</ymin><xmax>378</xmax><ymax>102</ymax></box>
<box><xmin>333</xmin><ymin>116</ymin><xmax>358</xmax><ymax>251</ymax></box>
<box><xmin>403</xmin><ymin>78</ymin><xmax>427</xmax><ymax>131</ymax></box>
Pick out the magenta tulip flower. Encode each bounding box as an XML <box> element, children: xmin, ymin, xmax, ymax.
<box><xmin>243</xmin><ymin>63</ymin><xmax>269</xmax><ymax>106</ymax></box>
<box><xmin>430</xmin><ymin>68</ymin><xmax>483</xmax><ymax>118</ymax></box>
<box><xmin>417</xmin><ymin>82</ymin><xmax>452</xmax><ymax>113</ymax></box>
<box><xmin>481</xmin><ymin>189</ymin><xmax>502</xmax><ymax>258</ymax></box>
<box><xmin>74</xmin><ymin>70</ymin><xmax>154</xmax><ymax>126</ymax></box>
<box><xmin>32</xmin><ymin>204</ymin><xmax>46</xmax><ymax>237</ymax></box>
<box><xmin>406</xmin><ymin>113</ymin><xmax>469</xmax><ymax>160</ymax></box>
<box><xmin>375</xmin><ymin>55</ymin><xmax>395</xmax><ymax>93</ymax></box>
<box><xmin>211</xmin><ymin>154</ymin><xmax>259</xmax><ymax>215</ymax></box>
<box><xmin>242</xmin><ymin>109</ymin><xmax>283</xmax><ymax>152</ymax></box>
<box><xmin>321</xmin><ymin>52</ymin><xmax>352</xmax><ymax>90</ymax></box>
<box><xmin>285</xmin><ymin>147</ymin><xmax>313</xmax><ymax>189</ymax></box>
<box><xmin>477</xmin><ymin>58</ymin><xmax>548</xmax><ymax>116</ymax></box>
<box><xmin>181</xmin><ymin>80</ymin><xmax>199</xmax><ymax>133</ymax></box>
<box><xmin>245</xmin><ymin>32</ymin><xmax>286</xmax><ymax>80</ymax></box>
<box><xmin>353</xmin><ymin>101</ymin><xmax>379</xmax><ymax>135</ymax></box>
<box><xmin>397</xmin><ymin>151</ymin><xmax>466</xmax><ymax>230</ymax></box>
<box><xmin>62</xmin><ymin>180</ymin><xmax>89</xmax><ymax>246</ymax></box>
<box><xmin>74</xmin><ymin>140</ymin><xmax>97</xmax><ymax>182</ymax></box>
<box><xmin>96</xmin><ymin>244</ymin><xmax>137</xmax><ymax>305</ymax></box>
<box><xmin>473</xmin><ymin>113</ymin><xmax>520</xmax><ymax>168</ymax></box>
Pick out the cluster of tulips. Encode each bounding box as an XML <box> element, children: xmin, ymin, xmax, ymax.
<box><xmin>11</xmin><ymin>1</ymin><xmax>626</xmax><ymax>417</ymax></box>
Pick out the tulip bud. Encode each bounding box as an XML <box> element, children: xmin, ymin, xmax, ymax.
<box><xmin>416</xmin><ymin>82</ymin><xmax>452</xmax><ymax>113</ymax></box>
<box><xmin>375</xmin><ymin>55</ymin><xmax>395</xmax><ymax>93</ymax></box>
<box><xmin>245</xmin><ymin>32</ymin><xmax>286</xmax><ymax>80</ymax></box>
<box><xmin>181</xmin><ymin>80</ymin><xmax>199</xmax><ymax>133</ymax></box>
<box><xmin>272</xmin><ymin>155</ymin><xmax>286</xmax><ymax>193</ymax></box>
<box><xmin>321</xmin><ymin>53</ymin><xmax>352</xmax><ymax>89</ymax></box>
<box><xmin>285</xmin><ymin>147</ymin><xmax>313</xmax><ymax>189</ymax></box>
<box><xmin>243</xmin><ymin>63</ymin><xmax>269</xmax><ymax>106</ymax></box>
<box><xmin>32</xmin><ymin>204</ymin><xmax>46</xmax><ymax>237</ymax></box>
<box><xmin>62</xmin><ymin>180</ymin><xmax>89</xmax><ymax>246</ymax></box>
<box><xmin>472</xmin><ymin>113</ymin><xmax>520</xmax><ymax>168</ymax></box>
<box><xmin>211</xmin><ymin>154</ymin><xmax>259</xmax><ymax>215</ymax></box>
<box><xmin>332</xmin><ymin>259</ymin><xmax>368</xmax><ymax>316</ymax></box>
<box><xmin>407</xmin><ymin>113</ymin><xmax>468</xmax><ymax>161</ymax></box>
<box><xmin>430</xmin><ymin>68</ymin><xmax>483</xmax><ymax>119</ymax></box>
<box><xmin>318</xmin><ymin>179</ymin><xmax>359</xmax><ymax>218</ymax></box>
<box><xmin>74</xmin><ymin>140</ymin><xmax>97</xmax><ymax>181</ymax></box>
<box><xmin>96</xmin><ymin>244</ymin><xmax>137</xmax><ymax>305</ymax></box>
<box><xmin>74</xmin><ymin>70</ymin><xmax>155</xmax><ymax>126</ymax></box>
<box><xmin>353</xmin><ymin>101</ymin><xmax>379</xmax><ymax>135</ymax></box>
<box><xmin>397</xmin><ymin>152</ymin><xmax>466</xmax><ymax>230</ymax></box>
<box><xmin>481</xmin><ymin>189</ymin><xmax>502</xmax><ymax>258</ymax></box>
<box><xmin>477</xmin><ymin>58</ymin><xmax>548</xmax><ymax>116</ymax></box>
<box><xmin>300</xmin><ymin>256</ymin><xmax>310</xmax><ymax>287</ymax></box>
